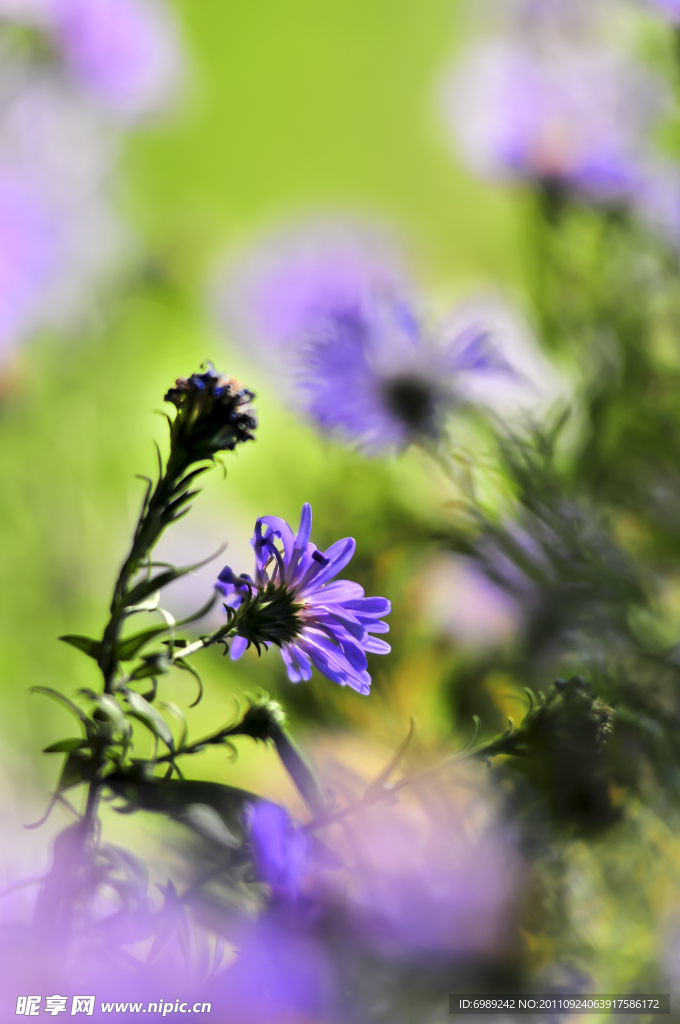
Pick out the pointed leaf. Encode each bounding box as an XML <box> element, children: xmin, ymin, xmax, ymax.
<box><xmin>43</xmin><ymin>738</ymin><xmax>89</xmax><ymax>754</ymax></box>
<box><xmin>59</xmin><ymin>635</ymin><xmax>102</xmax><ymax>660</ymax></box>
<box><xmin>57</xmin><ymin>750</ymin><xmax>96</xmax><ymax>793</ymax></box>
<box><xmin>105</xmin><ymin>768</ymin><xmax>272</xmax><ymax>844</ymax></box>
<box><xmin>117</xmin><ymin>625</ymin><xmax>171</xmax><ymax>661</ymax></box>
<box><xmin>125</xmin><ymin>691</ymin><xmax>174</xmax><ymax>751</ymax></box>
<box><xmin>31</xmin><ymin>687</ymin><xmax>89</xmax><ymax>725</ymax></box>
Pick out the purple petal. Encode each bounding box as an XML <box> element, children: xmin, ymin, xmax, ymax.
<box><xmin>299</xmin><ymin>631</ymin><xmax>370</xmax><ymax>690</ymax></box>
<box><xmin>280</xmin><ymin>647</ymin><xmax>303</xmax><ymax>683</ymax></box>
<box><xmin>258</xmin><ymin>515</ymin><xmax>295</xmax><ymax>564</ymax></box>
<box><xmin>365</xmin><ymin>636</ymin><xmax>391</xmax><ymax>655</ymax></box>
<box><xmin>284</xmin><ymin>643</ymin><xmax>313</xmax><ymax>682</ymax></box>
<box><xmin>337</xmin><ymin>635</ymin><xmax>368</xmax><ymax>672</ymax></box>
<box><xmin>300</xmin><ymin>538</ymin><xmax>356</xmax><ymax>593</ymax></box>
<box><xmin>364</xmin><ymin>621</ymin><xmax>390</xmax><ymax>634</ymax></box>
<box><xmin>344</xmin><ymin>596</ymin><xmax>391</xmax><ymax>615</ymax></box>
<box><xmin>313</xmin><ymin>607</ymin><xmax>366</xmax><ymax>641</ymax></box>
<box><xmin>306</xmin><ymin>580</ymin><xmax>365</xmax><ymax>604</ymax></box>
<box><xmin>287</xmin><ymin>502</ymin><xmax>313</xmax><ymax>582</ymax></box>
<box><xmin>230</xmin><ymin>635</ymin><xmax>248</xmax><ymax>661</ymax></box>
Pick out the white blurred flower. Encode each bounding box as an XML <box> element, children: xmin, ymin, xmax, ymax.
<box><xmin>0</xmin><ymin>72</ymin><xmax>128</xmax><ymax>357</ymax></box>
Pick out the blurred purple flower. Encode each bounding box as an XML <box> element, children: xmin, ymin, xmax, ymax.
<box><xmin>442</xmin><ymin>40</ymin><xmax>666</xmax><ymax>203</ymax></box>
<box><xmin>34</xmin><ymin>0</ymin><xmax>181</xmax><ymax>118</ymax></box>
<box><xmin>0</xmin><ymin>176</ymin><xmax>59</xmax><ymax>356</ymax></box>
<box><xmin>345</xmin><ymin>799</ymin><xmax>518</xmax><ymax>959</ymax></box>
<box><xmin>214</xmin><ymin>222</ymin><xmax>552</xmax><ymax>451</ymax></box>
<box><xmin>213</xmin><ymin>217</ymin><xmax>408</xmax><ymax>362</ymax></box>
<box><xmin>420</xmin><ymin>553</ymin><xmax>525</xmax><ymax>649</ymax></box>
<box><xmin>216</xmin><ymin>502</ymin><xmax>391</xmax><ymax>694</ymax></box>
<box><xmin>209</xmin><ymin>917</ymin><xmax>338</xmax><ymax>1024</ymax></box>
<box><xmin>247</xmin><ymin>802</ymin><xmax>314</xmax><ymax>904</ymax></box>
<box><xmin>298</xmin><ymin>296</ymin><xmax>522</xmax><ymax>451</ymax></box>
<box><xmin>0</xmin><ymin>76</ymin><xmax>126</xmax><ymax>355</ymax></box>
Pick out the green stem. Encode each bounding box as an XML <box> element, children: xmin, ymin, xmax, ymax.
<box><xmin>99</xmin><ymin>449</ymin><xmax>189</xmax><ymax>695</ymax></box>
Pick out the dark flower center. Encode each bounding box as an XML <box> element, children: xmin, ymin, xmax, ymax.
<box><xmin>232</xmin><ymin>581</ymin><xmax>304</xmax><ymax>651</ymax></box>
<box><xmin>382</xmin><ymin>375</ymin><xmax>439</xmax><ymax>435</ymax></box>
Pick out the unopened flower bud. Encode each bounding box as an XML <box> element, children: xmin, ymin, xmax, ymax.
<box><xmin>165</xmin><ymin>362</ymin><xmax>257</xmax><ymax>465</ymax></box>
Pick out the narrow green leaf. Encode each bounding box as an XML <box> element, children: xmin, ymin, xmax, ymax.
<box><xmin>125</xmin><ymin>570</ymin><xmax>186</xmax><ymax>607</ymax></box>
<box><xmin>43</xmin><ymin>738</ymin><xmax>89</xmax><ymax>754</ymax></box>
<box><xmin>31</xmin><ymin>687</ymin><xmax>89</xmax><ymax>725</ymax></box>
<box><xmin>125</xmin><ymin>544</ymin><xmax>228</xmax><ymax>608</ymax></box>
<box><xmin>117</xmin><ymin>625</ymin><xmax>170</xmax><ymax>661</ymax></box>
<box><xmin>125</xmin><ymin>591</ymin><xmax>161</xmax><ymax>614</ymax></box>
<box><xmin>173</xmin><ymin>657</ymin><xmax>204</xmax><ymax>707</ymax></box>
<box><xmin>130</xmin><ymin>651</ymin><xmax>170</xmax><ymax>680</ymax></box>
<box><xmin>59</xmin><ymin>634</ymin><xmax>102</xmax><ymax>660</ymax></box>
<box><xmin>57</xmin><ymin>750</ymin><xmax>95</xmax><ymax>793</ymax></box>
<box><xmin>105</xmin><ymin>768</ymin><xmax>272</xmax><ymax>844</ymax></box>
<box><xmin>125</xmin><ymin>690</ymin><xmax>174</xmax><ymax>750</ymax></box>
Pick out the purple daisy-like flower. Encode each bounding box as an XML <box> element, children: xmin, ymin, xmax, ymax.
<box><xmin>298</xmin><ymin>294</ymin><xmax>515</xmax><ymax>452</ymax></box>
<box><xmin>216</xmin><ymin>503</ymin><xmax>390</xmax><ymax>695</ymax></box>
<box><xmin>442</xmin><ymin>39</ymin><xmax>666</xmax><ymax>203</ymax></box>
<box><xmin>212</xmin><ymin>216</ymin><xmax>408</xmax><ymax>363</ymax></box>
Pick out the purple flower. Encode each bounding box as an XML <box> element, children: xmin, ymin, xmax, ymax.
<box><xmin>247</xmin><ymin>802</ymin><xmax>314</xmax><ymax>903</ymax></box>
<box><xmin>48</xmin><ymin>0</ymin><xmax>182</xmax><ymax>118</ymax></box>
<box><xmin>213</xmin><ymin>217</ymin><xmax>408</xmax><ymax>362</ymax></box>
<box><xmin>213</xmin><ymin>219</ymin><xmax>524</xmax><ymax>451</ymax></box>
<box><xmin>216</xmin><ymin>502</ymin><xmax>390</xmax><ymax>694</ymax></box>
<box><xmin>442</xmin><ymin>40</ymin><xmax>667</xmax><ymax>203</ymax></box>
<box><xmin>298</xmin><ymin>295</ymin><xmax>518</xmax><ymax>451</ymax></box>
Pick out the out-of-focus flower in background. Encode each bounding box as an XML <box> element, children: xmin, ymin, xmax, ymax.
<box><xmin>49</xmin><ymin>0</ymin><xmax>183</xmax><ymax>120</ymax></box>
<box><xmin>247</xmin><ymin>802</ymin><xmax>315</xmax><ymax>906</ymax></box>
<box><xmin>419</xmin><ymin>552</ymin><xmax>525</xmax><ymax>650</ymax></box>
<box><xmin>213</xmin><ymin>220</ymin><xmax>556</xmax><ymax>452</ymax></box>
<box><xmin>0</xmin><ymin>0</ymin><xmax>183</xmax><ymax>366</ymax></box>
<box><xmin>0</xmin><ymin>0</ymin><xmax>182</xmax><ymax>120</ymax></box>
<box><xmin>0</xmin><ymin>74</ymin><xmax>125</xmax><ymax>360</ymax></box>
<box><xmin>245</xmin><ymin>756</ymin><xmax>521</xmax><ymax>963</ymax></box>
<box><xmin>441</xmin><ymin>39</ymin><xmax>667</xmax><ymax>206</ymax></box>
<box><xmin>297</xmin><ymin>296</ymin><xmax>518</xmax><ymax>452</ymax></box>
<box><xmin>340</xmin><ymin>789</ymin><xmax>519</xmax><ymax>960</ymax></box>
<box><xmin>212</xmin><ymin>216</ymin><xmax>409</xmax><ymax>367</ymax></box>
<box><xmin>441</xmin><ymin>296</ymin><xmax>571</xmax><ymax>422</ymax></box>
<box><xmin>243</xmin><ymin>751</ymin><xmax>521</xmax><ymax>966</ymax></box>
<box><xmin>208</xmin><ymin>916</ymin><xmax>338</xmax><ymax>1024</ymax></box>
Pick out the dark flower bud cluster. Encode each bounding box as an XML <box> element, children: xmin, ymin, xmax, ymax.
<box><xmin>512</xmin><ymin>676</ymin><xmax>614</xmax><ymax>761</ymax></box>
<box><xmin>490</xmin><ymin>677</ymin><xmax>617</xmax><ymax>835</ymax></box>
<box><xmin>165</xmin><ymin>362</ymin><xmax>257</xmax><ymax>465</ymax></box>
